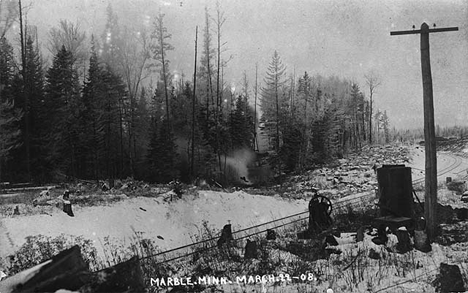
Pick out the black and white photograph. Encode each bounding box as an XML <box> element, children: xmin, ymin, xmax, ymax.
<box><xmin>0</xmin><ymin>0</ymin><xmax>468</xmax><ymax>292</ymax></box>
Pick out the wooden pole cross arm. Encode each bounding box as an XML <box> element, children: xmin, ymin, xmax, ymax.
<box><xmin>390</xmin><ymin>26</ymin><xmax>458</xmax><ymax>36</ymax></box>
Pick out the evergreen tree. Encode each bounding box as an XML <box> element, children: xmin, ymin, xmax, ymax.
<box><xmin>146</xmin><ymin>118</ymin><xmax>178</xmax><ymax>183</ymax></box>
<box><xmin>280</xmin><ymin>119</ymin><xmax>302</xmax><ymax>172</ymax></box>
<box><xmin>0</xmin><ymin>37</ymin><xmax>22</xmax><ymax>182</ymax></box>
<box><xmin>79</xmin><ymin>38</ymin><xmax>128</xmax><ymax>180</ymax></box>
<box><xmin>0</xmin><ymin>37</ymin><xmax>15</xmax><ymax>97</ymax></box>
<box><xmin>44</xmin><ymin>45</ymin><xmax>81</xmax><ymax>179</ymax></box>
<box><xmin>296</xmin><ymin>71</ymin><xmax>312</xmax><ymax>170</ymax></box>
<box><xmin>133</xmin><ymin>87</ymin><xmax>151</xmax><ymax>179</ymax></box>
<box><xmin>79</xmin><ymin>38</ymin><xmax>101</xmax><ymax>179</ymax></box>
<box><xmin>24</xmin><ymin>36</ymin><xmax>46</xmax><ymax>179</ymax></box>
<box><xmin>8</xmin><ymin>35</ymin><xmax>46</xmax><ymax>181</ymax></box>
<box><xmin>260</xmin><ymin>50</ymin><xmax>287</xmax><ymax>152</ymax></box>
<box><xmin>0</xmin><ymin>99</ymin><xmax>22</xmax><ymax>181</ymax></box>
<box><xmin>229</xmin><ymin>95</ymin><xmax>252</xmax><ymax>150</ymax></box>
<box><xmin>48</xmin><ymin>19</ymin><xmax>87</xmax><ymax>80</ymax></box>
<box><xmin>99</xmin><ymin>65</ymin><xmax>127</xmax><ymax>181</ymax></box>
<box><xmin>171</xmin><ymin>80</ymin><xmax>192</xmax><ymax>135</ymax></box>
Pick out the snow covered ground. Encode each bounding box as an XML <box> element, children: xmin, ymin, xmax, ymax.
<box><xmin>0</xmin><ymin>190</ymin><xmax>307</xmax><ymax>263</ymax></box>
<box><xmin>2</xmin><ymin>144</ymin><xmax>468</xmax><ymax>292</ymax></box>
<box><xmin>408</xmin><ymin>145</ymin><xmax>468</xmax><ymax>184</ymax></box>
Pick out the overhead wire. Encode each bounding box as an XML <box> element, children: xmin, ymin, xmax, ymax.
<box><xmin>92</xmin><ymin>153</ymin><xmax>465</xmax><ymax>271</ymax></box>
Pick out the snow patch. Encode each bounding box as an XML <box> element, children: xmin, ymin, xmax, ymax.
<box><xmin>1</xmin><ymin>190</ymin><xmax>307</xmax><ymax>260</ymax></box>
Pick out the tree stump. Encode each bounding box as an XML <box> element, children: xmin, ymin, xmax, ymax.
<box><xmin>356</xmin><ymin>226</ymin><xmax>365</xmax><ymax>242</ymax></box>
<box><xmin>395</xmin><ymin>227</ymin><xmax>412</xmax><ymax>253</ymax></box>
<box><xmin>266</xmin><ymin>229</ymin><xmax>276</xmax><ymax>240</ymax></box>
<box><xmin>63</xmin><ymin>202</ymin><xmax>74</xmax><ymax>217</ymax></box>
<box><xmin>244</xmin><ymin>239</ymin><xmax>258</xmax><ymax>259</ymax></box>
<box><xmin>217</xmin><ymin>224</ymin><xmax>233</xmax><ymax>247</ymax></box>
<box><xmin>414</xmin><ymin>230</ymin><xmax>431</xmax><ymax>252</ymax></box>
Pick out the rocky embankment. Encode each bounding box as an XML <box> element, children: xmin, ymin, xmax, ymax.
<box><xmin>282</xmin><ymin>144</ymin><xmax>412</xmax><ymax>200</ymax></box>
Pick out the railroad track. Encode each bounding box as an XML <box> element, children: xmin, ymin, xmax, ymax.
<box><xmin>97</xmin><ymin>152</ymin><xmax>467</xmax><ymax>268</ymax></box>
<box><xmin>412</xmin><ymin>152</ymin><xmax>464</xmax><ymax>184</ymax></box>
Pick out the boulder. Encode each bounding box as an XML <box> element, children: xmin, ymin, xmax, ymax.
<box><xmin>433</xmin><ymin>263</ymin><xmax>466</xmax><ymax>293</ymax></box>
<box><xmin>446</xmin><ymin>181</ymin><xmax>466</xmax><ymax>194</ymax></box>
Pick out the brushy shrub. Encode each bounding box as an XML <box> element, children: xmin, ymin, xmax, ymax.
<box><xmin>7</xmin><ymin>234</ymin><xmax>98</xmax><ymax>275</ymax></box>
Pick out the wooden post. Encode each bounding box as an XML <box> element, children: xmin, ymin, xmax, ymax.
<box><xmin>391</xmin><ymin>23</ymin><xmax>458</xmax><ymax>240</ymax></box>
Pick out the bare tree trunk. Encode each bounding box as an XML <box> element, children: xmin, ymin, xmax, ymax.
<box><xmin>365</xmin><ymin>73</ymin><xmax>381</xmax><ymax>145</ymax></box>
<box><xmin>204</xmin><ymin>7</ymin><xmax>214</xmax><ymax>122</ymax></box>
<box><xmin>119</xmin><ymin>94</ymin><xmax>124</xmax><ymax>178</ymax></box>
<box><xmin>214</xmin><ymin>2</ymin><xmax>225</xmax><ymax>173</ymax></box>
<box><xmin>253</xmin><ymin>63</ymin><xmax>258</xmax><ymax>151</ymax></box>
<box><xmin>275</xmin><ymin>84</ymin><xmax>279</xmax><ymax>153</ymax></box>
<box><xmin>19</xmin><ymin>0</ymin><xmax>31</xmax><ymax>181</ymax></box>
<box><xmin>191</xmin><ymin>26</ymin><xmax>198</xmax><ymax>179</ymax></box>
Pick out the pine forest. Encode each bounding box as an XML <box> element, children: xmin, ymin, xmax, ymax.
<box><xmin>0</xmin><ymin>1</ymin><xmax>395</xmax><ymax>187</ymax></box>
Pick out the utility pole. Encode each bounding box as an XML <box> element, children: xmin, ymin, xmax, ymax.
<box><xmin>390</xmin><ymin>23</ymin><xmax>458</xmax><ymax>240</ymax></box>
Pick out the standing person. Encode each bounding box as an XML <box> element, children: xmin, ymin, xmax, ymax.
<box><xmin>62</xmin><ymin>190</ymin><xmax>74</xmax><ymax>217</ymax></box>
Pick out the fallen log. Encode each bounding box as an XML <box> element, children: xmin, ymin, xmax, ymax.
<box><xmin>0</xmin><ymin>246</ymin><xmax>88</xmax><ymax>293</ymax></box>
<box><xmin>0</xmin><ymin>185</ymin><xmax>56</xmax><ymax>193</ymax></box>
<box><xmin>0</xmin><ymin>246</ymin><xmax>145</xmax><ymax>293</ymax></box>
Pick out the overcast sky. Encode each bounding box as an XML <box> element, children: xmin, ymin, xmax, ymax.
<box><xmin>24</xmin><ymin>0</ymin><xmax>468</xmax><ymax>129</ymax></box>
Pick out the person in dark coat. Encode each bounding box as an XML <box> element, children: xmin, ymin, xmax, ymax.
<box><xmin>62</xmin><ymin>190</ymin><xmax>74</xmax><ymax>217</ymax></box>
